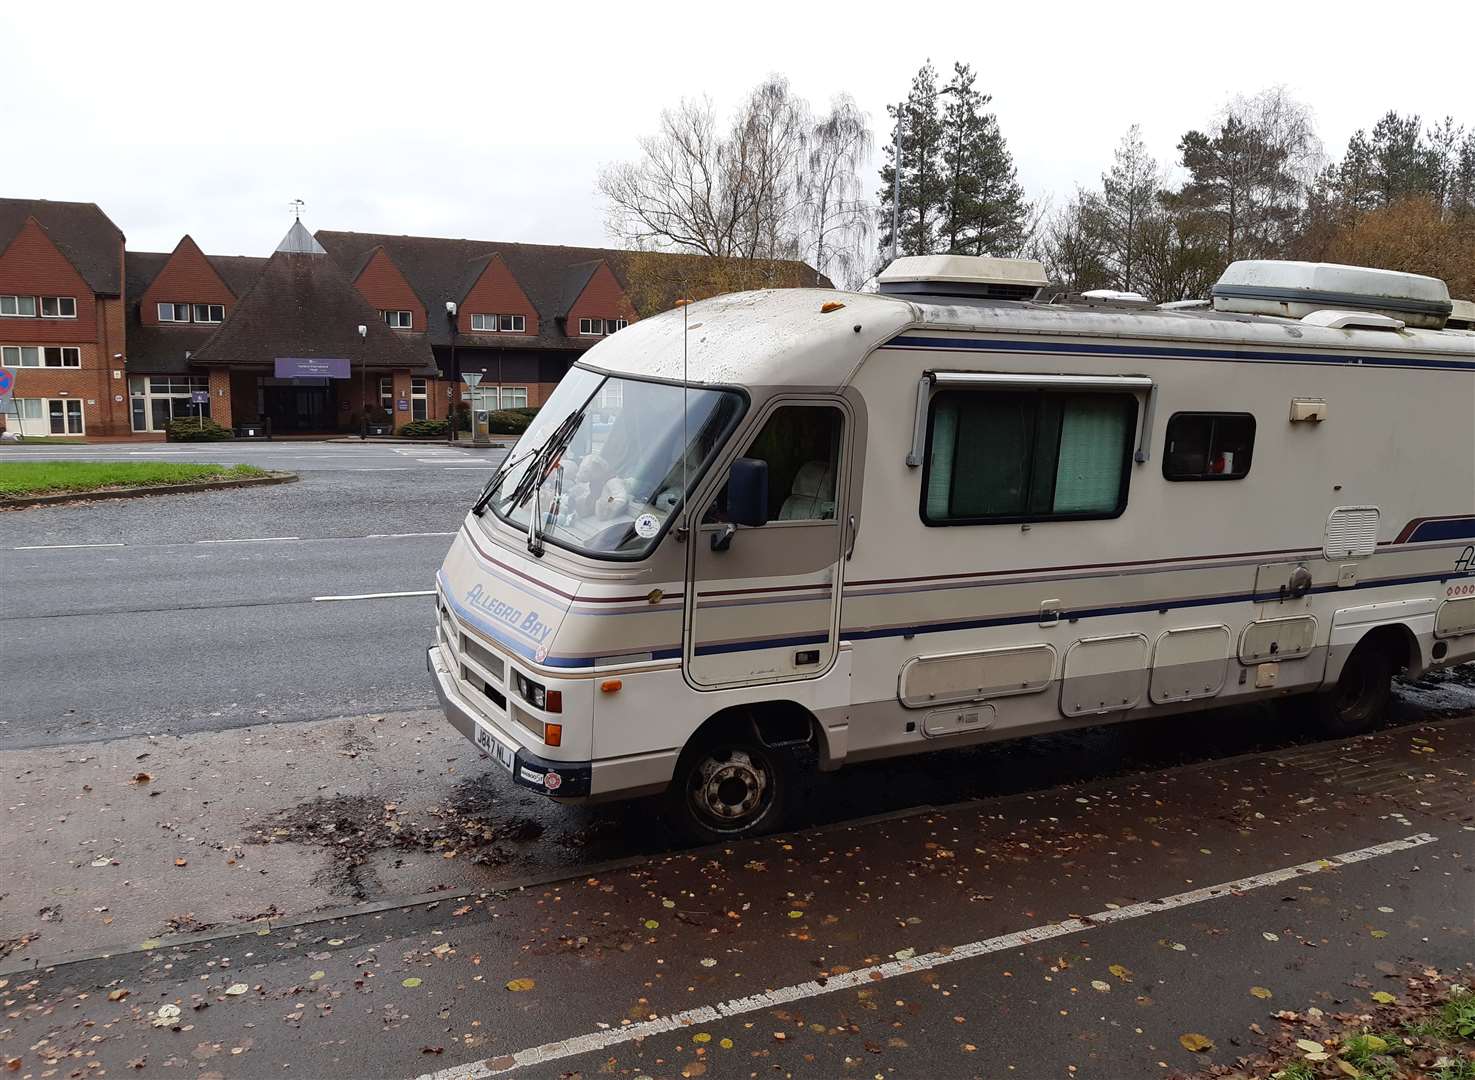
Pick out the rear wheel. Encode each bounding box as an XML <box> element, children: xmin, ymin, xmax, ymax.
<box><xmin>667</xmin><ymin>735</ymin><xmax>788</xmax><ymax>845</ymax></box>
<box><xmin>1312</xmin><ymin>643</ymin><xmax>1394</xmax><ymax>737</ymax></box>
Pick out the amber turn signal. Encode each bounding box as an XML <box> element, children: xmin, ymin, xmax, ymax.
<box><xmin>600</xmin><ymin>679</ymin><xmax>623</xmax><ymax>694</ymax></box>
<box><xmin>820</xmin><ymin>301</ymin><xmax>845</xmax><ymax>313</ymax></box>
<box><xmin>543</xmin><ymin>723</ymin><xmax>562</xmax><ymax>747</ymax></box>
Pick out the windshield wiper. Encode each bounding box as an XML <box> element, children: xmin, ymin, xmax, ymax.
<box><xmin>517</xmin><ymin>404</ymin><xmax>590</xmax><ymax>555</ymax></box>
<box><xmin>471</xmin><ymin>443</ymin><xmax>538</xmax><ymax>517</ymax></box>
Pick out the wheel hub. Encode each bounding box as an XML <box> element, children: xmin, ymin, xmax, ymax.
<box><xmin>695</xmin><ymin>750</ymin><xmax>767</xmax><ymax>821</ymax></box>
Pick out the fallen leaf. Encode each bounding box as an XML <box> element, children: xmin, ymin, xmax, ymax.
<box><xmin>644</xmin><ymin>919</ymin><xmax>660</xmax><ymax>930</ymax></box>
<box><xmin>1249</xmin><ymin>986</ymin><xmax>1273</xmax><ymax>999</ymax></box>
<box><xmin>452</xmin><ymin>905</ymin><xmax>472</xmax><ymax>916</ymax></box>
<box><xmin>224</xmin><ymin>983</ymin><xmax>248</xmax><ymax>996</ymax></box>
<box><xmin>1262</xmin><ymin>932</ymin><xmax>1279</xmax><ymax>942</ymax></box>
<box><xmin>692</xmin><ymin>1032</ymin><xmax>711</xmax><ymax>1043</ymax></box>
<box><xmin>505</xmin><ymin>978</ymin><xmax>535</xmax><ymax>992</ymax></box>
<box><xmin>152</xmin><ymin>1004</ymin><xmax>182</xmax><ymax>1028</ymax></box>
<box><xmin>1370</xmin><ymin>930</ymin><xmax>1388</xmax><ymax>939</ymax></box>
<box><xmin>1179</xmin><ymin>1033</ymin><xmax>1214</xmax><ymax>1053</ymax></box>
<box><xmin>1334</xmin><ymin>1059</ymin><xmax>1359</xmax><ymax>1077</ymax></box>
<box><xmin>108</xmin><ymin>989</ymin><xmax>130</xmax><ymax>1001</ymax></box>
<box><xmin>1091</xmin><ymin>980</ymin><xmax>1111</xmax><ymax>993</ymax></box>
<box><xmin>894</xmin><ymin>947</ymin><xmax>916</xmax><ymax>960</ymax></box>
<box><xmin>681</xmin><ymin>1063</ymin><xmax>707</xmax><ymax>1078</ymax></box>
<box><xmin>699</xmin><ymin>957</ymin><xmax>717</xmax><ymax>968</ymax></box>
<box><xmin>130</xmin><ymin>772</ymin><xmax>153</xmax><ymax>785</ymax></box>
<box><xmin>128</xmin><ymin>1057</ymin><xmax>146</xmax><ymax>1070</ymax></box>
<box><xmin>1109</xmin><ymin>964</ymin><xmax>1132</xmax><ymax>981</ymax></box>
<box><xmin>174</xmin><ymin>858</ymin><xmax>188</xmax><ymax>867</ymax></box>
<box><xmin>309</xmin><ymin>971</ymin><xmax>325</xmax><ymax>981</ymax></box>
<box><xmin>1296</xmin><ymin>1039</ymin><xmax>1325</xmax><ymax>1053</ymax></box>
<box><xmin>787</xmin><ymin>911</ymin><xmax>804</xmax><ymax>919</ymax></box>
<box><xmin>1370</xmin><ymin>990</ymin><xmax>1396</xmax><ymax>1004</ymax></box>
<box><xmin>402</xmin><ymin>977</ymin><xmax>423</xmax><ymax>988</ymax></box>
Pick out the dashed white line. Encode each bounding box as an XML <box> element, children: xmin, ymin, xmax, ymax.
<box><xmin>13</xmin><ymin>542</ymin><xmax>126</xmax><ymax>550</ymax></box>
<box><xmin>410</xmin><ymin>832</ymin><xmax>1439</xmax><ymax>1080</ymax></box>
<box><xmin>194</xmin><ymin>536</ymin><xmax>301</xmax><ymax>545</ymax></box>
<box><xmin>349</xmin><ymin>467</ymin><xmax>411</xmax><ymax>471</ymax></box>
<box><xmin>444</xmin><ymin>466</ymin><xmax>497</xmax><ymax>470</ymax></box>
<box><xmin>365</xmin><ymin>532</ymin><xmax>456</xmax><ymax>539</ymax></box>
<box><xmin>313</xmin><ymin>589</ymin><xmax>436</xmax><ymax>602</ymax></box>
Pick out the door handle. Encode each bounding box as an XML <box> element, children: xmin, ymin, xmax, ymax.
<box><xmin>845</xmin><ymin>514</ymin><xmax>857</xmax><ymax>560</ymax></box>
<box><xmin>711</xmin><ymin>523</ymin><xmax>736</xmax><ymax>552</ymax></box>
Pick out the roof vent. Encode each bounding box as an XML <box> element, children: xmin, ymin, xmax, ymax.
<box><xmin>878</xmin><ymin>255</ymin><xmax>1048</xmax><ymax>301</ymax></box>
<box><xmin>1081</xmin><ymin>289</ymin><xmax>1151</xmax><ymax>304</ymax></box>
<box><xmin>1210</xmin><ymin>260</ymin><xmax>1451</xmax><ymax>330</ymax></box>
<box><xmin>1447</xmin><ymin>298</ymin><xmax>1475</xmax><ymax>331</ymax></box>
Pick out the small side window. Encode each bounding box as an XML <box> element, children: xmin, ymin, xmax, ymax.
<box><xmin>1163</xmin><ymin>413</ymin><xmax>1255</xmax><ymax>481</ymax></box>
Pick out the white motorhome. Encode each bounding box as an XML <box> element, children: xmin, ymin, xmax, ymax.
<box><xmin>429</xmin><ymin>257</ymin><xmax>1475</xmax><ymax>841</ymax></box>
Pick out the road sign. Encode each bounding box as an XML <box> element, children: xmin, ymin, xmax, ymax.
<box><xmin>0</xmin><ymin>367</ymin><xmax>13</xmax><ymax>400</ymax></box>
<box><xmin>190</xmin><ymin>390</ymin><xmax>209</xmax><ymax>405</ymax></box>
<box><xmin>461</xmin><ymin>372</ymin><xmax>483</xmax><ymax>389</ymax></box>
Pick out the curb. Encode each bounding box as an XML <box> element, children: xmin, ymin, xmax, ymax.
<box><xmin>0</xmin><ymin>471</ymin><xmax>299</xmax><ymax>508</ymax></box>
<box><xmin>6</xmin><ymin>710</ymin><xmax>1468</xmax><ymax>978</ymax></box>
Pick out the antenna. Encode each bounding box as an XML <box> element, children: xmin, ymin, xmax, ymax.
<box><xmin>290</xmin><ymin>198</ymin><xmax>305</xmax><ymax>221</ymax></box>
<box><xmin>680</xmin><ymin>297</ymin><xmax>690</xmax><ymax>530</ymax></box>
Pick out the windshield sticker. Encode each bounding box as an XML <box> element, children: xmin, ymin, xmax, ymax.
<box><xmin>464</xmin><ymin>583</ymin><xmax>555</xmax><ymax>644</ymax></box>
<box><xmin>634</xmin><ymin>512</ymin><xmax>661</xmax><ymax>539</ymax></box>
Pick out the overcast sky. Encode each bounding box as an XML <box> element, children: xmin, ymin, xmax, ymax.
<box><xmin>6</xmin><ymin>0</ymin><xmax>1471</xmax><ymax>257</ymax></box>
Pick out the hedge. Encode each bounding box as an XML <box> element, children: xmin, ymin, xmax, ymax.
<box><xmin>398</xmin><ymin>419</ymin><xmax>450</xmax><ymax>437</ymax></box>
<box><xmin>165</xmin><ymin>417</ymin><xmax>233</xmax><ymax>441</ymax></box>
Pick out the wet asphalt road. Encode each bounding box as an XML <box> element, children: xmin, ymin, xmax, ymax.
<box><xmin>3</xmin><ymin>714</ymin><xmax>1470</xmax><ymax>1080</ymax></box>
<box><xmin>0</xmin><ymin>442</ymin><xmax>506</xmax><ymax>749</ymax></box>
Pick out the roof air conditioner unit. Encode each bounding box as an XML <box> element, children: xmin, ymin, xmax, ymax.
<box><xmin>1446</xmin><ymin>297</ymin><xmax>1475</xmax><ymax>331</ymax></box>
<box><xmin>1210</xmin><ymin>260</ymin><xmax>1452</xmax><ymax>330</ymax></box>
<box><xmin>878</xmin><ymin>255</ymin><xmax>1048</xmax><ymax>301</ymax></box>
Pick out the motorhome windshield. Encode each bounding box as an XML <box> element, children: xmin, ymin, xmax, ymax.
<box><xmin>480</xmin><ymin>368</ymin><xmax>743</xmax><ymax>559</ymax></box>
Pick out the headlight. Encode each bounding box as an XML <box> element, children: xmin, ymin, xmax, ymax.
<box><xmin>513</xmin><ymin>670</ymin><xmax>561</xmax><ymax>713</ymax></box>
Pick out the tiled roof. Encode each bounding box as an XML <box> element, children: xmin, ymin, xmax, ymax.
<box><xmin>123</xmin><ymin>250</ymin><xmax>270</xmax><ymax>374</ymax></box>
<box><xmin>0</xmin><ymin>198</ymin><xmax>124</xmax><ymax>295</ymax></box>
<box><xmin>316</xmin><ymin>231</ymin><xmax>826</xmax><ymax>351</ymax></box>
<box><xmin>189</xmin><ymin>249</ymin><xmax>434</xmax><ymax>372</ymax></box>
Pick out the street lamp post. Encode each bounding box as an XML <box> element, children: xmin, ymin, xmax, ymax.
<box><xmin>357</xmin><ymin>323</ymin><xmax>368</xmax><ymax>440</ymax></box>
<box><xmin>445</xmin><ymin>300</ymin><xmax>458</xmax><ymax>445</ymax></box>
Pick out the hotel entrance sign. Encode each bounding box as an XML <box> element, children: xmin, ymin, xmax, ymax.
<box><xmin>275</xmin><ymin>357</ymin><xmax>351</xmax><ymax>379</ymax></box>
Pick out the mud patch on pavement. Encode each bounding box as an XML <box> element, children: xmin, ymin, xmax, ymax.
<box><xmin>1396</xmin><ymin>661</ymin><xmax>1475</xmax><ymax>717</ymax></box>
<box><xmin>245</xmin><ymin>785</ymin><xmax>546</xmax><ymax>901</ymax></box>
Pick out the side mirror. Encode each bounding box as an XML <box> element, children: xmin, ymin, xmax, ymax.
<box><xmin>728</xmin><ymin>457</ymin><xmax>769</xmax><ymax>528</ymax></box>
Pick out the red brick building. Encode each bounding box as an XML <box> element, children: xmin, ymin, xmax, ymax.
<box><xmin>2</xmin><ymin>198</ymin><xmax>822</xmax><ymax>439</ymax></box>
<box><xmin>0</xmin><ymin>199</ymin><xmax>129</xmax><ymax>436</ymax></box>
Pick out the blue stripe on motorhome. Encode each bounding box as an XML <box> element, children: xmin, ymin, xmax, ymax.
<box><xmin>1405</xmin><ymin>517</ymin><xmax>1475</xmax><ymax>543</ymax></box>
<box><xmin>880</xmin><ymin>335</ymin><xmax>1475</xmax><ymax>372</ymax></box>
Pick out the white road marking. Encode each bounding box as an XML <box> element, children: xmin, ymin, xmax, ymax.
<box><xmin>194</xmin><ymin>536</ymin><xmax>300</xmax><ymax>545</ymax></box>
<box><xmin>444</xmin><ymin>466</ymin><xmax>497</xmax><ymax>470</ymax></box>
<box><xmin>13</xmin><ymin>542</ymin><xmax>126</xmax><ymax>550</ymax></box>
<box><xmin>366</xmin><ymin>532</ymin><xmax>457</xmax><ymax>539</ymax></box>
<box><xmin>410</xmin><ymin>832</ymin><xmax>1438</xmax><ymax>1080</ymax></box>
<box><xmin>349</xmin><ymin>467</ymin><xmax>411</xmax><ymax>471</ymax></box>
<box><xmin>313</xmin><ymin>589</ymin><xmax>436</xmax><ymax>602</ymax></box>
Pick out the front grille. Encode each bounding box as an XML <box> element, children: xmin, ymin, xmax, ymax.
<box><xmin>441</xmin><ymin>600</ymin><xmax>513</xmax><ymax>723</ymax></box>
<box><xmin>462</xmin><ymin>635</ymin><xmax>505</xmax><ymax>681</ymax></box>
<box><xmin>509</xmin><ymin>702</ymin><xmax>542</xmax><ymax>737</ymax></box>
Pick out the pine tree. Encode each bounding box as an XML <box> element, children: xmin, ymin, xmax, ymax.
<box><xmin>937</xmin><ymin>63</ymin><xmax>1030</xmax><ymax>257</ymax></box>
<box><xmin>877</xmin><ymin>62</ymin><xmax>945</xmax><ymax>259</ymax></box>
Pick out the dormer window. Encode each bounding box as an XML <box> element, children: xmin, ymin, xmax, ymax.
<box><xmin>158</xmin><ymin>302</ymin><xmax>191</xmax><ymax>322</ymax></box>
<box><xmin>1</xmin><ymin>295</ymin><xmax>38</xmax><ymax>317</ymax></box>
<box><xmin>609</xmin><ymin>318</ymin><xmax>628</xmax><ymax>333</ymax></box>
<box><xmin>192</xmin><ymin>303</ymin><xmax>225</xmax><ymax>323</ymax></box>
<box><xmin>381</xmin><ymin>309</ymin><xmax>413</xmax><ymax>329</ymax></box>
<box><xmin>578</xmin><ymin>317</ymin><xmax>605</xmax><ymax>336</ymax></box>
<box><xmin>469</xmin><ymin>313</ymin><xmax>525</xmax><ymax>332</ymax></box>
<box><xmin>40</xmin><ymin>296</ymin><xmax>77</xmax><ymax>318</ymax></box>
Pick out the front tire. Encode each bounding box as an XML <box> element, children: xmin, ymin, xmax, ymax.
<box><xmin>666</xmin><ymin>736</ymin><xmax>788</xmax><ymax>845</ymax></box>
<box><xmin>1313</xmin><ymin>644</ymin><xmax>1394</xmax><ymax>736</ymax></box>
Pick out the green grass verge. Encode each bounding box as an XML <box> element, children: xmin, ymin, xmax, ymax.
<box><xmin>0</xmin><ymin>461</ymin><xmax>269</xmax><ymax>497</ymax></box>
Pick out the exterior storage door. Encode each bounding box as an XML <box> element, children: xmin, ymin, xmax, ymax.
<box><xmin>685</xmin><ymin>403</ymin><xmax>849</xmax><ymax>689</ymax></box>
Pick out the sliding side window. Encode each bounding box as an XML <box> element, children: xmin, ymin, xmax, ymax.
<box><xmin>922</xmin><ymin>389</ymin><xmax>1137</xmax><ymax>525</ymax></box>
<box><xmin>1162</xmin><ymin>412</ymin><xmax>1255</xmax><ymax>481</ymax></box>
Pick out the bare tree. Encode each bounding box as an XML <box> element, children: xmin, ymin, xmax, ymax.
<box><xmin>1038</xmin><ymin>191</ymin><xmax>1111</xmax><ymax>294</ymax></box>
<box><xmin>600</xmin><ymin>77</ymin><xmax>811</xmax><ymax>264</ymax></box>
<box><xmin>1100</xmin><ymin>125</ymin><xmax>1160</xmax><ymax>292</ymax></box>
<box><xmin>798</xmin><ymin>95</ymin><xmax>874</xmax><ymax>288</ymax></box>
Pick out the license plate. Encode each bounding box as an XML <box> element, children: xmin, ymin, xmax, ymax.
<box><xmin>476</xmin><ymin>725</ymin><xmax>515</xmax><ymax>772</ymax></box>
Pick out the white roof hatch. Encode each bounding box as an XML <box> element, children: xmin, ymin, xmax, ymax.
<box><xmin>1211</xmin><ymin>260</ymin><xmax>1452</xmax><ymax>330</ymax></box>
<box><xmin>878</xmin><ymin>255</ymin><xmax>1048</xmax><ymax>301</ymax></box>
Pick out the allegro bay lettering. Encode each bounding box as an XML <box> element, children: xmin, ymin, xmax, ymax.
<box><xmin>464</xmin><ymin>583</ymin><xmax>555</xmax><ymax>644</ymax></box>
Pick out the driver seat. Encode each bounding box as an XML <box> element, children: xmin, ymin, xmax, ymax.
<box><xmin>778</xmin><ymin>460</ymin><xmax>836</xmax><ymax>520</ymax></box>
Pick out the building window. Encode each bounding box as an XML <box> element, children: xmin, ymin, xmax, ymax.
<box><xmin>1</xmin><ymin>295</ymin><xmax>38</xmax><ymax>317</ymax></box>
<box><xmin>157</xmin><ymin>302</ymin><xmax>191</xmax><ymax>322</ymax></box>
<box><xmin>922</xmin><ymin>389</ymin><xmax>1137</xmax><ymax>525</ymax></box>
<box><xmin>578</xmin><ymin>317</ymin><xmax>605</xmax><ymax>336</ymax></box>
<box><xmin>378</xmin><ymin>376</ymin><xmax>393</xmax><ymax>411</ymax></box>
<box><xmin>6</xmin><ymin>346</ymin><xmax>80</xmax><ymax>367</ymax></box>
<box><xmin>381</xmin><ymin>309</ymin><xmax>413</xmax><ymax>329</ymax></box>
<box><xmin>498</xmin><ymin>386</ymin><xmax>528</xmax><ymax>410</ymax></box>
<box><xmin>192</xmin><ymin>303</ymin><xmax>225</xmax><ymax>323</ymax></box>
<box><xmin>411</xmin><ymin>377</ymin><xmax>428</xmax><ymax>420</ymax></box>
<box><xmin>609</xmin><ymin>318</ymin><xmax>628</xmax><ymax>332</ymax></box>
<box><xmin>128</xmin><ymin>375</ymin><xmax>210</xmax><ymax>432</ymax></box>
<box><xmin>1163</xmin><ymin>413</ymin><xmax>1256</xmax><ymax>481</ymax></box>
<box><xmin>40</xmin><ymin>296</ymin><xmax>77</xmax><ymax>318</ymax></box>
<box><xmin>499</xmin><ymin>314</ymin><xmax>525</xmax><ymax>333</ymax></box>
<box><xmin>470</xmin><ymin>313</ymin><xmax>495</xmax><ymax>331</ymax></box>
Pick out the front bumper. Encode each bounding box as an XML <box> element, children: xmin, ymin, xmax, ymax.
<box><xmin>427</xmin><ymin>645</ymin><xmax>592</xmax><ymax>798</ymax></box>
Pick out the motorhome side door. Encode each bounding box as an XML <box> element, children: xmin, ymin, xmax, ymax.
<box><xmin>685</xmin><ymin>401</ymin><xmax>850</xmax><ymax>689</ymax></box>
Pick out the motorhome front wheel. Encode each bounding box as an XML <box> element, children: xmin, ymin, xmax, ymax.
<box><xmin>670</xmin><ymin>740</ymin><xmax>787</xmax><ymax>844</ymax></box>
